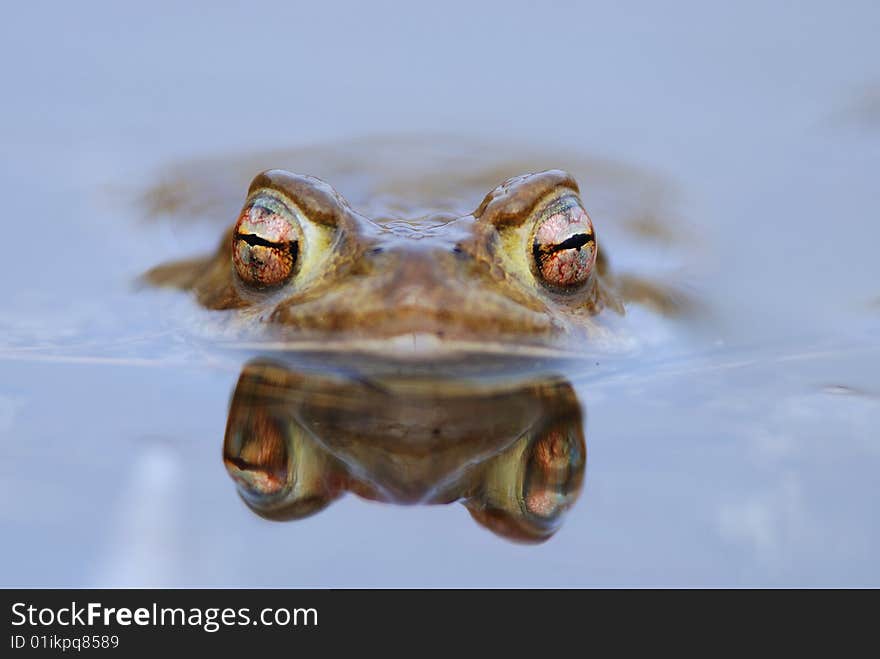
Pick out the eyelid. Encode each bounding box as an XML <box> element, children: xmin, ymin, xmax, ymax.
<box><xmin>241</xmin><ymin>189</ymin><xmax>303</xmax><ymax>228</ymax></box>
<box><xmin>247</xmin><ymin>192</ymin><xmax>295</xmax><ymax>220</ymax></box>
<box><xmin>534</xmin><ymin>192</ymin><xmax>585</xmax><ymax>224</ymax></box>
<box><xmin>248</xmin><ymin>170</ymin><xmax>349</xmax><ymax>229</ymax></box>
<box><xmin>474</xmin><ymin>170</ymin><xmax>580</xmax><ymax>228</ymax></box>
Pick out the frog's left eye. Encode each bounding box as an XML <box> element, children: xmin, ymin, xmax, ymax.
<box><xmin>232</xmin><ymin>192</ymin><xmax>303</xmax><ymax>288</ymax></box>
<box><xmin>223</xmin><ymin>407</ymin><xmax>291</xmax><ymax>499</ymax></box>
<box><xmin>531</xmin><ymin>195</ymin><xmax>597</xmax><ymax>290</ymax></box>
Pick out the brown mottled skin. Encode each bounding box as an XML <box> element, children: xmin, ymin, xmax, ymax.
<box><xmin>144</xmin><ymin>140</ymin><xmax>688</xmax><ymax>356</ymax></box>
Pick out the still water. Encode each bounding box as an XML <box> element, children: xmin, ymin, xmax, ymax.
<box><xmin>1</xmin><ymin>1</ymin><xmax>878</xmax><ymax>586</ymax></box>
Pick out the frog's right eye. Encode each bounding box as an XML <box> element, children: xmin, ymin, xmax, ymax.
<box><xmin>530</xmin><ymin>193</ymin><xmax>597</xmax><ymax>291</ymax></box>
<box><xmin>232</xmin><ymin>192</ymin><xmax>303</xmax><ymax>288</ymax></box>
<box><xmin>521</xmin><ymin>425</ymin><xmax>584</xmax><ymax>521</ymax></box>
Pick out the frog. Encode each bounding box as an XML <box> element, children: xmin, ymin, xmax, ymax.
<box><xmin>141</xmin><ymin>139</ymin><xmax>690</xmax><ymax>541</ymax></box>
<box><xmin>223</xmin><ymin>359</ymin><xmax>586</xmax><ymax>543</ymax></box>
<box><xmin>143</xmin><ymin>137</ymin><xmax>690</xmax><ymax>360</ymax></box>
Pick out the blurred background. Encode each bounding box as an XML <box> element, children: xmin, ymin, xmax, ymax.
<box><xmin>0</xmin><ymin>1</ymin><xmax>878</xmax><ymax>586</ymax></box>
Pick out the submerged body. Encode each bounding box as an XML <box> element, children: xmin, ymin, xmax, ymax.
<box><xmin>145</xmin><ymin>138</ymin><xmax>690</xmax><ymax>359</ymax></box>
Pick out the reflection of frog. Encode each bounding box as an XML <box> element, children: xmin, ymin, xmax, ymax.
<box><xmin>145</xmin><ymin>139</ymin><xmax>687</xmax><ymax>357</ymax></box>
<box><xmin>223</xmin><ymin>361</ymin><xmax>586</xmax><ymax>543</ymax></box>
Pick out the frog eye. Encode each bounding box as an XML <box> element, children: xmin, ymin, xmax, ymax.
<box><xmin>223</xmin><ymin>408</ymin><xmax>291</xmax><ymax>500</ymax></box>
<box><xmin>232</xmin><ymin>192</ymin><xmax>302</xmax><ymax>287</ymax></box>
<box><xmin>522</xmin><ymin>425</ymin><xmax>584</xmax><ymax>521</ymax></box>
<box><xmin>462</xmin><ymin>417</ymin><xmax>585</xmax><ymax>543</ymax></box>
<box><xmin>531</xmin><ymin>195</ymin><xmax>596</xmax><ymax>290</ymax></box>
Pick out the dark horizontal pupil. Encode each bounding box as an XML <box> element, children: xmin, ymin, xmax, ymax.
<box><xmin>225</xmin><ymin>455</ymin><xmax>280</xmax><ymax>475</ymax></box>
<box><xmin>533</xmin><ymin>232</ymin><xmax>594</xmax><ymax>262</ymax></box>
<box><xmin>236</xmin><ymin>232</ymin><xmax>288</xmax><ymax>249</ymax></box>
<box><xmin>549</xmin><ymin>233</ymin><xmax>592</xmax><ymax>253</ymax></box>
<box><xmin>236</xmin><ymin>233</ymin><xmax>300</xmax><ymax>263</ymax></box>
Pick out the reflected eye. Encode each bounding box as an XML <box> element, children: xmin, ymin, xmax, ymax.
<box><xmin>522</xmin><ymin>425</ymin><xmax>583</xmax><ymax>520</ymax></box>
<box><xmin>531</xmin><ymin>195</ymin><xmax>596</xmax><ymax>289</ymax></box>
<box><xmin>232</xmin><ymin>192</ymin><xmax>302</xmax><ymax>287</ymax></box>
<box><xmin>223</xmin><ymin>408</ymin><xmax>290</xmax><ymax>499</ymax></box>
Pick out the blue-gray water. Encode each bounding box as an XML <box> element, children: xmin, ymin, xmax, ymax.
<box><xmin>1</xmin><ymin>1</ymin><xmax>878</xmax><ymax>586</ymax></box>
